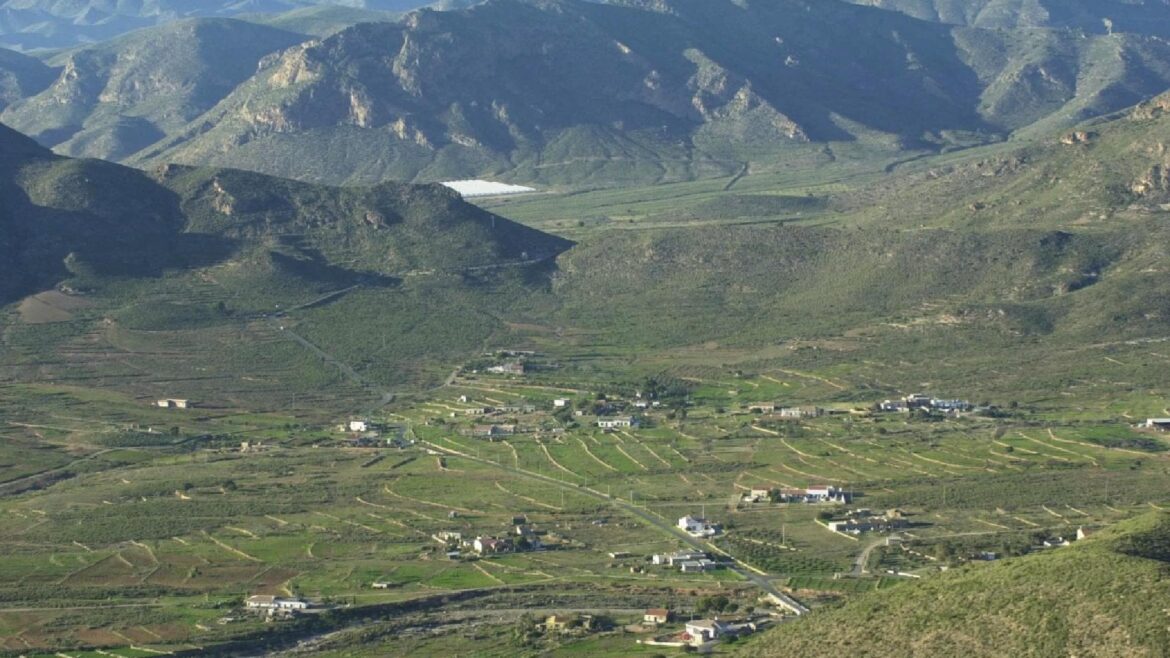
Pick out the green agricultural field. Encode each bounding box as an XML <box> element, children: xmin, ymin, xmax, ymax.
<box><xmin>3</xmin><ymin>354</ymin><xmax>1168</xmax><ymax>654</ymax></box>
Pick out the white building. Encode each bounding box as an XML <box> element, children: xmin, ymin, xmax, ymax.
<box><xmin>245</xmin><ymin>595</ymin><xmax>308</xmax><ymax>611</ymax></box>
<box><xmin>553</xmin><ymin>398</ymin><xmax>570</xmax><ymax>408</ymax></box>
<box><xmin>348</xmin><ymin>420</ymin><xmax>369</xmax><ymax>432</ymax></box>
<box><xmin>806</xmin><ymin>485</ymin><xmax>838</xmax><ymax>501</ymax></box>
<box><xmin>779</xmin><ymin>406</ymin><xmax>823</xmax><ymax>419</ymax></box>
<box><xmin>655</xmin><ymin>550</ymin><xmax>708</xmax><ymax>566</ymax></box>
<box><xmin>597</xmin><ymin>416</ymin><xmax>637</xmax><ymax>429</ymax></box>
<box><xmin>686</xmin><ymin>619</ymin><xmax>731</xmax><ymax>644</ymax></box>
<box><xmin>678</xmin><ymin>516</ymin><xmax>720</xmax><ymax>537</ymax></box>
<box><xmin>156</xmin><ymin>399</ymin><xmax>189</xmax><ymax>409</ymax></box>
<box><xmin>743</xmin><ymin>487</ymin><xmax>771</xmax><ymax>502</ymax></box>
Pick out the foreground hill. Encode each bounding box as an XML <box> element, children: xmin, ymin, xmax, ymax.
<box><xmin>0</xmin><ymin>119</ymin><xmax>568</xmax><ymax>304</ymax></box>
<box><xmin>738</xmin><ymin>512</ymin><xmax>1170</xmax><ymax>656</ymax></box>
<box><xmin>0</xmin><ymin>18</ymin><xmax>309</xmax><ymax>161</ymax></box>
<box><xmin>136</xmin><ymin>0</ymin><xmax>1170</xmax><ymax>187</ymax></box>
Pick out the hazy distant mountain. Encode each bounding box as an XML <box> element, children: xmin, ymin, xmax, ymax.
<box><xmin>0</xmin><ymin>18</ymin><xmax>308</xmax><ymax>160</ymax></box>
<box><xmin>0</xmin><ymin>0</ymin><xmax>473</xmax><ymax>51</ymax></box>
<box><xmin>133</xmin><ymin>0</ymin><xmax>1170</xmax><ymax>187</ymax></box>
<box><xmin>847</xmin><ymin>0</ymin><xmax>1170</xmax><ymax>37</ymax></box>
<box><xmin>0</xmin><ymin>45</ymin><xmax>51</xmax><ymax>109</ymax></box>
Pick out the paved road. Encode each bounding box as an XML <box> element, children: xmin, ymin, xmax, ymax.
<box><xmin>853</xmin><ymin>537</ymin><xmax>887</xmax><ymax>576</ymax></box>
<box><xmin>421</xmin><ymin>439</ymin><xmax>808</xmax><ymax>615</ymax></box>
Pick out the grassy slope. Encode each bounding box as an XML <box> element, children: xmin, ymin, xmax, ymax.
<box><xmin>738</xmin><ymin>512</ymin><xmax>1170</xmax><ymax>656</ymax></box>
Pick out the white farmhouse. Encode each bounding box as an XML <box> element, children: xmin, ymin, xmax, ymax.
<box><xmin>678</xmin><ymin>516</ymin><xmax>721</xmax><ymax>537</ymax></box>
<box><xmin>686</xmin><ymin>619</ymin><xmax>731</xmax><ymax>644</ymax></box>
<box><xmin>245</xmin><ymin>595</ymin><xmax>308</xmax><ymax>611</ymax></box>
<box><xmin>597</xmin><ymin>416</ymin><xmax>638</xmax><ymax>430</ymax></box>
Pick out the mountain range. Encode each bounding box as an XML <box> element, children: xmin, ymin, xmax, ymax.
<box><xmin>1</xmin><ymin>18</ymin><xmax>311</xmax><ymax>160</ymax></box>
<box><xmin>0</xmin><ymin>0</ymin><xmax>472</xmax><ymax>51</ymax></box>
<box><xmin>847</xmin><ymin>0</ymin><xmax>1170</xmax><ymax>37</ymax></box>
<box><xmin>71</xmin><ymin>0</ymin><xmax>1170</xmax><ymax>187</ymax></box>
<box><xmin>3</xmin><ymin>0</ymin><xmax>1170</xmax><ymax>189</ymax></box>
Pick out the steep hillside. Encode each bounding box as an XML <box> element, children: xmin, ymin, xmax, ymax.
<box><xmin>0</xmin><ymin>123</ymin><xmax>193</xmax><ymax>303</ymax></box>
<box><xmin>738</xmin><ymin>513</ymin><xmax>1170</xmax><ymax>656</ymax></box>
<box><xmin>0</xmin><ymin>19</ymin><xmax>308</xmax><ymax>161</ymax></box>
<box><xmin>139</xmin><ymin>0</ymin><xmax>1170</xmax><ymax>187</ymax></box>
<box><xmin>839</xmin><ymin>90</ymin><xmax>1170</xmax><ymax>230</ymax></box>
<box><xmin>848</xmin><ymin>0</ymin><xmax>1170</xmax><ymax>37</ymax></box>
<box><xmin>0</xmin><ymin>46</ymin><xmax>51</xmax><ymax>110</ymax></box>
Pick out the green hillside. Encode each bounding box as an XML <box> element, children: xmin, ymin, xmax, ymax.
<box><xmin>838</xmin><ymin>91</ymin><xmax>1170</xmax><ymax>229</ymax></box>
<box><xmin>0</xmin><ymin>121</ymin><xmax>570</xmax><ymax>406</ymax></box>
<box><xmin>738</xmin><ymin>512</ymin><xmax>1170</xmax><ymax>656</ymax></box>
<box><xmin>136</xmin><ymin>0</ymin><xmax>1170</xmax><ymax>187</ymax></box>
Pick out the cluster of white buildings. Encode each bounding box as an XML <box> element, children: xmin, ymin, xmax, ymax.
<box><xmin>245</xmin><ymin>595</ymin><xmax>308</xmax><ymax>612</ymax></box>
<box><xmin>743</xmin><ymin>485</ymin><xmax>850</xmax><ymax>504</ymax></box>
<box><xmin>651</xmin><ymin>550</ymin><xmax>719</xmax><ymax>573</ymax></box>
<box><xmin>878</xmin><ymin>394</ymin><xmax>971</xmax><ymax>413</ymax></box>
<box><xmin>748</xmin><ymin>404</ymin><xmax>824</xmax><ymax>418</ymax></box>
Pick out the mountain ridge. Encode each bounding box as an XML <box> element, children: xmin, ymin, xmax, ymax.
<box><xmin>0</xmin><ymin>18</ymin><xmax>310</xmax><ymax>161</ymax></box>
<box><xmin>0</xmin><ymin>0</ymin><xmax>455</xmax><ymax>51</ymax></box>
<box><xmin>127</xmin><ymin>0</ymin><xmax>1170</xmax><ymax>187</ymax></box>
